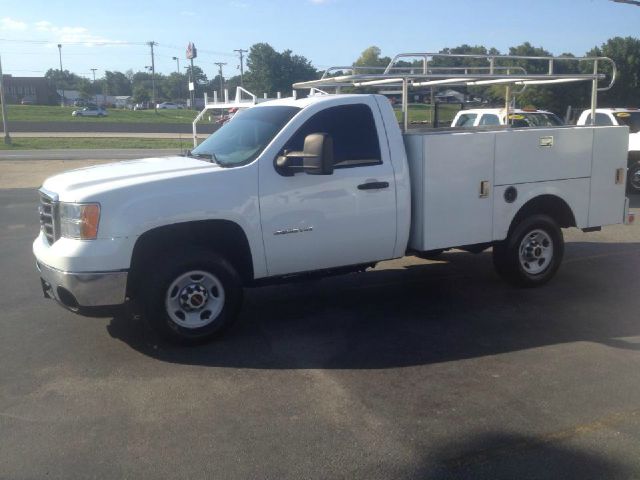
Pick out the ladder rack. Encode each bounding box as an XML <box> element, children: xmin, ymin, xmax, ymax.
<box><xmin>293</xmin><ymin>52</ymin><xmax>617</xmax><ymax>131</ymax></box>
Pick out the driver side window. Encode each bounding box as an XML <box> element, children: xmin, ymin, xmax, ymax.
<box><xmin>283</xmin><ymin>104</ymin><xmax>382</xmax><ymax>168</ymax></box>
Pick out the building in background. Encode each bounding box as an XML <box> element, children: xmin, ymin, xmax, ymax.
<box><xmin>1</xmin><ymin>75</ymin><xmax>57</xmax><ymax>104</ymax></box>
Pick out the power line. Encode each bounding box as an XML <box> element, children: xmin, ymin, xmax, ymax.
<box><xmin>0</xmin><ymin>38</ymin><xmax>147</xmax><ymax>46</ymax></box>
<box><xmin>611</xmin><ymin>0</ymin><xmax>640</xmax><ymax>5</ymax></box>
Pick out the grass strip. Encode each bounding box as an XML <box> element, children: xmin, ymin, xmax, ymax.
<box><xmin>0</xmin><ymin>137</ymin><xmax>190</xmax><ymax>150</ymax></box>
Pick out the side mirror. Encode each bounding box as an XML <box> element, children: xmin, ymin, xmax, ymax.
<box><xmin>275</xmin><ymin>133</ymin><xmax>334</xmax><ymax>176</ymax></box>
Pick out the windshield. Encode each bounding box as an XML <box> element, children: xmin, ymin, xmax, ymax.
<box><xmin>508</xmin><ymin>112</ymin><xmax>564</xmax><ymax>127</ymax></box>
<box><xmin>614</xmin><ymin>112</ymin><xmax>640</xmax><ymax>134</ymax></box>
<box><xmin>192</xmin><ymin>106</ymin><xmax>300</xmax><ymax>167</ymax></box>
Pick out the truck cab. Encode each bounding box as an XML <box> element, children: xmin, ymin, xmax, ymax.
<box><xmin>577</xmin><ymin>108</ymin><xmax>640</xmax><ymax>192</ymax></box>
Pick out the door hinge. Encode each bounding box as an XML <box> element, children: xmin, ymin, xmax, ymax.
<box><xmin>615</xmin><ymin>168</ymin><xmax>625</xmax><ymax>185</ymax></box>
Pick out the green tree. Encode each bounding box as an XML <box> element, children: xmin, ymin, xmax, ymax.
<box><xmin>164</xmin><ymin>72</ymin><xmax>188</xmax><ymax>101</ymax></box>
<box><xmin>77</xmin><ymin>78</ymin><xmax>93</xmax><ymax>100</ymax></box>
<box><xmin>587</xmin><ymin>36</ymin><xmax>640</xmax><ymax>107</ymax></box>
<box><xmin>44</xmin><ymin>68</ymin><xmax>84</xmax><ymax>90</ymax></box>
<box><xmin>102</xmin><ymin>71</ymin><xmax>131</xmax><ymax>96</ymax></box>
<box><xmin>353</xmin><ymin>46</ymin><xmax>392</xmax><ymax>72</ymax></box>
<box><xmin>132</xmin><ymin>84</ymin><xmax>150</xmax><ymax>103</ymax></box>
<box><xmin>244</xmin><ymin>43</ymin><xmax>317</xmax><ymax>97</ymax></box>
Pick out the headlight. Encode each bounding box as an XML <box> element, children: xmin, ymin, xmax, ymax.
<box><xmin>59</xmin><ymin>202</ymin><xmax>101</xmax><ymax>240</ymax></box>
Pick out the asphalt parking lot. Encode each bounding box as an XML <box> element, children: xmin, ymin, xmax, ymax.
<box><xmin>1</xmin><ymin>166</ymin><xmax>640</xmax><ymax>479</ymax></box>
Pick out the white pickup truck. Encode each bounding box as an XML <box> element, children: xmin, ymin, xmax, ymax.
<box><xmin>34</xmin><ymin>49</ymin><xmax>634</xmax><ymax>343</ymax></box>
<box><xmin>576</xmin><ymin>108</ymin><xmax>640</xmax><ymax>192</ymax></box>
<box><xmin>451</xmin><ymin>108</ymin><xmax>564</xmax><ymax>128</ymax></box>
<box><xmin>34</xmin><ymin>93</ymin><xmax>633</xmax><ymax>343</ymax></box>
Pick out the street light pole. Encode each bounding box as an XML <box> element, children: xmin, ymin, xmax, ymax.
<box><xmin>90</xmin><ymin>68</ymin><xmax>98</xmax><ymax>105</ymax></box>
<box><xmin>147</xmin><ymin>41</ymin><xmax>158</xmax><ymax>106</ymax></box>
<box><xmin>171</xmin><ymin>56</ymin><xmax>182</xmax><ymax>103</ymax></box>
<box><xmin>0</xmin><ymin>54</ymin><xmax>11</xmax><ymax>145</ymax></box>
<box><xmin>58</xmin><ymin>44</ymin><xmax>64</xmax><ymax>107</ymax></box>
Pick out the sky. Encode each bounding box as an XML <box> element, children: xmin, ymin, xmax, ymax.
<box><xmin>1</xmin><ymin>0</ymin><xmax>639</xmax><ymax>81</ymax></box>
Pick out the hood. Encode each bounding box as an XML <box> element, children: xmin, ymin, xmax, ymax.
<box><xmin>42</xmin><ymin>156</ymin><xmax>218</xmax><ymax>202</ymax></box>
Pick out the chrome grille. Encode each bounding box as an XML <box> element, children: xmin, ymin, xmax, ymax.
<box><xmin>39</xmin><ymin>191</ymin><xmax>59</xmax><ymax>245</ymax></box>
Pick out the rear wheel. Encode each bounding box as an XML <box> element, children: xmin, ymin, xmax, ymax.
<box><xmin>142</xmin><ymin>249</ymin><xmax>243</xmax><ymax>344</ymax></box>
<box><xmin>628</xmin><ymin>163</ymin><xmax>640</xmax><ymax>193</ymax></box>
<box><xmin>493</xmin><ymin>214</ymin><xmax>564</xmax><ymax>287</ymax></box>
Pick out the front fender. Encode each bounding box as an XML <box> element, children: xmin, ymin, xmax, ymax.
<box><xmin>95</xmin><ymin>163</ymin><xmax>268</xmax><ymax>278</ymax></box>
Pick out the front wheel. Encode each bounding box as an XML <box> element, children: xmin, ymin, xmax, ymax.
<box><xmin>628</xmin><ymin>163</ymin><xmax>640</xmax><ymax>193</ymax></box>
<box><xmin>142</xmin><ymin>249</ymin><xmax>243</xmax><ymax>344</ymax></box>
<box><xmin>493</xmin><ymin>214</ymin><xmax>564</xmax><ymax>288</ymax></box>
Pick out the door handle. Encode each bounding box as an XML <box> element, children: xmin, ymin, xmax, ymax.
<box><xmin>357</xmin><ymin>181</ymin><xmax>389</xmax><ymax>190</ymax></box>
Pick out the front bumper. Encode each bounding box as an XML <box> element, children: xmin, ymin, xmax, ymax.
<box><xmin>36</xmin><ymin>260</ymin><xmax>128</xmax><ymax>311</ymax></box>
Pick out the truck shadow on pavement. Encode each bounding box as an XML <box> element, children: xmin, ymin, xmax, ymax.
<box><xmin>107</xmin><ymin>241</ymin><xmax>640</xmax><ymax>369</ymax></box>
<box><xmin>414</xmin><ymin>431</ymin><xmax>635</xmax><ymax>479</ymax></box>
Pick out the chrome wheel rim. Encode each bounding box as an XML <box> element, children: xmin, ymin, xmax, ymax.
<box><xmin>165</xmin><ymin>270</ymin><xmax>225</xmax><ymax>329</ymax></box>
<box><xmin>518</xmin><ymin>229</ymin><xmax>554</xmax><ymax>275</ymax></box>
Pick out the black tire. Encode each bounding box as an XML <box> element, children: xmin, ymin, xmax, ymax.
<box><xmin>142</xmin><ymin>249</ymin><xmax>243</xmax><ymax>344</ymax></box>
<box><xmin>493</xmin><ymin>214</ymin><xmax>564</xmax><ymax>288</ymax></box>
<box><xmin>628</xmin><ymin>163</ymin><xmax>640</xmax><ymax>194</ymax></box>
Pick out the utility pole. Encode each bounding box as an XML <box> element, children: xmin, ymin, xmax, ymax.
<box><xmin>57</xmin><ymin>44</ymin><xmax>64</xmax><ymax>107</ymax></box>
<box><xmin>233</xmin><ymin>48</ymin><xmax>248</xmax><ymax>87</ymax></box>
<box><xmin>90</xmin><ymin>68</ymin><xmax>98</xmax><ymax>105</ymax></box>
<box><xmin>184</xmin><ymin>66</ymin><xmax>191</xmax><ymax>107</ymax></box>
<box><xmin>172</xmin><ymin>56</ymin><xmax>180</xmax><ymax>73</ymax></box>
<box><xmin>190</xmin><ymin>58</ymin><xmax>195</xmax><ymax>108</ymax></box>
<box><xmin>0</xmin><ymin>54</ymin><xmax>11</xmax><ymax>145</ymax></box>
<box><xmin>147</xmin><ymin>41</ymin><xmax>158</xmax><ymax>106</ymax></box>
<box><xmin>215</xmin><ymin>62</ymin><xmax>227</xmax><ymax>100</ymax></box>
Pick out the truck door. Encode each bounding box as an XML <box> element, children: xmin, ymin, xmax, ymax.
<box><xmin>258</xmin><ymin>101</ymin><xmax>397</xmax><ymax>276</ymax></box>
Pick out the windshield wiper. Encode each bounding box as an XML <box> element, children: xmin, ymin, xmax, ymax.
<box><xmin>184</xmin><ymin>150</ymin><xmax>222</xmax><ymax>166</ymax></box>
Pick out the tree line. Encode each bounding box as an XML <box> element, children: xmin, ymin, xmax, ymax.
<box><xmin>45</xmin><ymin>37</ymin><xmax>639</xmax><ymax>113</ymax></box>
<box><xmin>45</xmin><ymin>42</ymin><xmax>318</xmax><ymax>105</ymax></box>
<box><xmin>355</xmin><ymin>37</ymin><xmax>640</xmax><ymax>114</ymax></box>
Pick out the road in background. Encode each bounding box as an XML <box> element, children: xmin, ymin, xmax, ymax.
<box><xmin>0</xmin><ymin>154</ymin><xmax>184</xmax><ymax>189</ymax></box>
<box><xmin>0</xmin><ymin>149</ymin><xmax>181</xmax><ymax>161</ymax></box>
<box><xmin>1</xmin><ymin>121</ymin><xmax>218</xmax><ymax>134</ymax></box>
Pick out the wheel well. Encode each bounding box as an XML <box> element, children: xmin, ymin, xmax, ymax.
<box><xmin>510</xmin><ymin>195</ymin><xmax>576</xmax><ymax>233</ymax></box>
<box><xmin>127</xmin><ymin>220</ymin><xmax>253</xmax><ymax>298</ymax></box>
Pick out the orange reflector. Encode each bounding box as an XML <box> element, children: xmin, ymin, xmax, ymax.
<box><xmin>80</xmin><ymin>204</ymin><xmax>101</xmax><ymax>239</ymax></box>
<box><xmin>627</xmin><ymin>213</ymin><xmax>636</xmax><ymax>225</ymax></box>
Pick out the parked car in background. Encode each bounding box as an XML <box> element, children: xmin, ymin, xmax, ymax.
<box><xmin>71</xmin><ymin>106</ymin><xmax>108</xmax><ymax>117</ymax></box>
<box><xmin>156</xmin><ymin>102</ymin><xmax>183</xmax><ymax>110</ymax></box>
<box><xmin>577</xmin><ymin>108</ymin><xmax>640</xmax><ymax>193</ymax></box>
<box><xmin>451</xmin><ymin>108</ymin><xmax>564</xmax><ymax>128</ymax></box>
<box><xmin>20</xmin><ymin>97</ymin><xmax>35</xmax><ymax>105</ymax></box>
